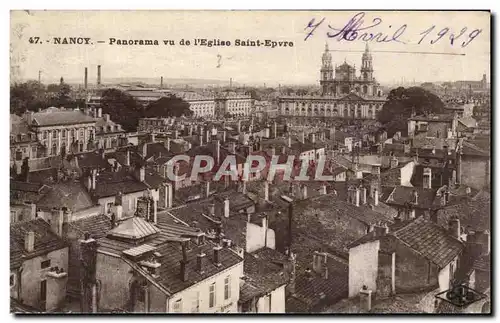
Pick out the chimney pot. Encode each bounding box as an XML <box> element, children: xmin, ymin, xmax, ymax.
<box><xmin>223</xmin><ymin>198</ymin><xmax>230</xmax><ymax>218</ymax></box>
<box><xmin>359</xmin><ymin>287</ymin><xmax>372</xmax><ymax>312</ymax></box>
<box><xmin>25</xmin><ymin>231</ymin><xmax>35</xmax><ymax>252</ymax></box>
<box><xmin>449</xmin><ymin>218</ymin><xmax>461</xmax><ymax>239</ymax></box>
<box><xmin>213</xmin><ymin>245</ymin><xmax>222</xmax><ymax>266</ymax></box>
<box><xmin>197</xmin><ymin>253</ymin><xmax>206</xmax><ymax>273</ymax></box>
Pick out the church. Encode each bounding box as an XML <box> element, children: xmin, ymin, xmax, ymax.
<box><xmin>279</xmin><ymin>43</ymin><xmax>387</xmax><ymax>120</ymax></box>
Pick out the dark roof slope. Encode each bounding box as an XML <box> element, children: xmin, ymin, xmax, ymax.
<box><xmin>10</xmin><ymin>218</ymin><xmax>68</xmax><ymax>269</ymax></box>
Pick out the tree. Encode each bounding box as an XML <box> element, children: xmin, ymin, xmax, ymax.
<box><xmin>143</xmin><ymin>96</ymin><xmax>193</xmax><ymax>118</ymax></box>
<box><xmin>377</xmin><ymin>86</ymin><xmax>445</xmax><ymax>137</ymax></box>
<box><xmin>100</xmin><ymin>88</ymin><xmax>141</xmax><ymax>132</ymax></box>
<box><xmin>10</xmin><ymin>81</ymin><xmax>46</xmax><ymax>115</ymax></box>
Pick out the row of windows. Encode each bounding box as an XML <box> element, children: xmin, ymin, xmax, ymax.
<box><xmin>172</xmin><ymin>276</ymin><xmax>231</xmax><ymax>313</ymax></box>
<box><xmin>41</xmin><ymin>128</ymin><xmax>92</xmax><ymax>140</ymax></box>
<box><xmin>283</xmin><ymin>102</ymin><xmax>382</xmax><ymax>109</ymax></box>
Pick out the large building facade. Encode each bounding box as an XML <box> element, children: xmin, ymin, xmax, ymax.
<box><xmin>279</xmin><ymin>44</ymin><xmax>386</xmax><ymax>120</ymax></box>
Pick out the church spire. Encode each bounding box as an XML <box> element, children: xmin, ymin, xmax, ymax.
<box><xmin>364</xmin><ymin>42</ymin><xmax>370</xmax><ymax>53</ymax></box>
<box><xmin>325</xmin><ymin>42</ymin><xmax>329</xmax><ymax>52</ymax></box>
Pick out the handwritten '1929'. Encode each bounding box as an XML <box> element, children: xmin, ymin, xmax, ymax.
<box><xmin>304</xmin><ymin>12</ymin><xmax>482</xmax><ymax>48</ymax></box>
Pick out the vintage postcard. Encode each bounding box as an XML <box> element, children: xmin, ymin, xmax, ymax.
<box><xmin>9</xmin><ymin>10</ymin><xmax>491</xmax><ymax>314</ymax></box>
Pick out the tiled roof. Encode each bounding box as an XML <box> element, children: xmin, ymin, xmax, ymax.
<box><xmin>149</xmin><ymin>242</ymin><xmax>243</xmax><ymax>294</ymax></box>
<box><xmin>437</xmin><ymin>197</ymin><xmax>490</xmax><ymax>232</ymax></box>
<box><xmin>461</xmin><ymin>141</ymin><xmax>490</xmax><ymax>157</ymax></box>
<box><xmin>10</xmin><ymin>218</ymin><xmax>68</xmax><ymax>269</ymax></box>
<box><xmin>67</xmin><ymin>214</ymin><xmax>113</xmax><ymax>239</ymax></box>
<box><xmin>32</xmin><ymin>110</ymin><xmax>96</xmax><ymax>126</ymax></box>
<box><xmin>36</xmin><ymin>182</ymin><xmax>94</xmax><ymax>211</ymax></box>
<box><xmin>393</xmin><ymin>216</ymin><xmax>464</xmax><ymax>268</ymax></box>
<box><xmin>70</xmin><ymin>152</ymin><xmax>110</xmax><ymax>170</ymax></box>
<box><xmin>240</xmin><ymin>249</ymin><xmax>288</xmax><ymax>303</ymax></box>
<box><xmin>385</xmin><ymin>186</ymin><xmax>438</xmax><ymax>209</ymax></box>
<box><xmin>108</xmin><ymin>217</ymin><xmax>161</xmax><ymax>240</ymax></box>
<box><xmin>287</xmin><ymin>253</ymin><xmax>348</xmax><ymax>313</ymax></box>
<box><xmin>94</xmin><ymin>170</ymin><xmax>149</xmax><ymax>198</ymax></box>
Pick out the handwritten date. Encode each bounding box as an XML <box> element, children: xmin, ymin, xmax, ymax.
<box><xmin>304</xmin><ymin>12</ymin><xmax>482</xmax><ymax>48</ymax></box>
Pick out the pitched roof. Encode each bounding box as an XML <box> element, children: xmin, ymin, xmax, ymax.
<box><xmin>240</xmin><ymin>249</ymin><xmax>288</xmax><ymax>303</ymax></box>
<box><xmin>287</xmin><ymin>253</ymin><xmax>348</xmax><ymax>313</ymax></box>
<box><xmin>385</xmin><ymin>186</ymin><xmax>438</xmax><ymax>209</ymax></box>
<box><xmin>10</xmin><ymin>218</ymin><xmax>68</xmax><ymax>269</ymax></box>
<box><xmin>108</xmin><ymin>217</ymin><xmax>161</xmax><ymax>240</ymax></box>
<box><xmin>32</xmin><ymin>109</ymin><xmax>96</xmax><ymax>126</ymax></box>
<box><xmin>36</xmin><ymin>182</ymin><xmax>94</xmax><ymax>211</ymax></box>
<box><xmin>393</xmin><ymin>216</ymin><xmax>464</xmax><ymax>268</ymax></box>
<box><xmin>437</xmin><ymin>196</ymin><xmax>490</xmax><ymax>232</ymax></box>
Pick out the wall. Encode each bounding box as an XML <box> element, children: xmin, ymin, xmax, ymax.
<box><xmin>96</xmin><ymin>253</ymin><xmax>134</xmax><ymax>311</ymax></box>
<box><xmin>98</xmin><ymin>190</ymin><xmax>146</xmax><ymax>217</ymax></box>
<box><xmin>245</xmin><ymin>222</ymin><xmax>276</xmax><ymax>253</ymax></box>
<box><xmin>438</xmin><ymin>256</ymin><xmax>458</xmax><ymax>292</ymax></box>
<box><xmin>427</xmin><ymin>122</ymin><xmax>450</xmax><ymax>139</ymax></box>
<box><xmin>399</xmin><ymin>161</ymin><xmax>415</xmax><ymax>186</ymax></box>
<box><xmin>348</xmin><ymin>240</ymin><xmax>380</xmax><ymax>298</ymax></box>
<box><xmin>166</xmin><ymin>262</ymin><xmax>243</xmax><ymax>313</ymax></box>
<box><xmin>18</xmin><ymin>247</ymin><xmax>69</xmax><ymax>310</ymax></box>
<box><xmin>460</xmin><ymin>157</ymin><xmax>490</xmax><ymax>190</ymax></box>
<box><xmin>255</xmin><ymin>284</ymin><xmax>286</xmax><ymax>313</ymax></box>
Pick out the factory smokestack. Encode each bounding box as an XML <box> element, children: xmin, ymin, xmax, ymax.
<box><xmin>97</xmin><ymin>65</ymin><xmax>101</xmax><ymax>86</ymax></box>
<box><xmin>84</xmin><ymin>67</ymin><xmax>88</xmax><ymax>91</ymax></box>
<box><xmin>160</xmin><ymin>76</ymin><xmax>163</xmax><ymax>88</ymax></box>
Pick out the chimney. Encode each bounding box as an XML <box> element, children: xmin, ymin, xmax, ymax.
<box><xmin>412</xmin><ymin>190</ymin><xmax>419</xmax><ymax>205</ymax></box>
<box><xmin>359</xmin><ymin>286</ymin><xmax>372</xmax><ymax>312</ymax></box>
<box><xmin>448</xmin><ymin>218</ymin><xmax>461</xmax><ymax>239</ymax></box>
<box><xmin>242</xmin><ymin>180</ymin><xmax>247</xmax><ymax>194</ymax></box>
<box><xmin>301</xmin><ymin>185</ymin><xmax>308</xmax><ymax>199</ymax></box>
<box><xmin>84</xmin><ymin>67</ymin><xmax>88</xmax><ymax>91</ymax></box>
<box><xmin>150</xmin><ymin>133</ymin><xmax>156</xmax><ymax>143</ymax></box>
<box><xmin>423</xmin><ymin>168</ymin><xmax>432</xmax><ymax>189</ymax></box>
<box><xmin>141</xmin><ymin>143</ymin><xmax>148</xmax><ymax>158</ymax></box>
<box><xmin>165</xmin><ymin>138</ymin><xmax>171</xmax><ymax>151</ymax></box>
<box><xmin>273</xmin><ymin>122</ymin><xmax>277</xmax><ymax>138</ymax></box>
<box><xmin>374</xmin><ymin>189</ymin><xmax>379</xmax><ymax>206</ymax></box>
<box><xmin>348</xmin><ymin>187</ymin><xmax>360</xmax><ymax>207</ymax></box>
<box><xmin>287</xmin><ymin>135</ymin><xmax>292</xmax><ymax>148</ymax></box>
<box><xmin>91</xmin><ymin>169</ymin><xmax>97</xmax><ymax>191</ymax></box>
<box><xmin>321</xmin><ymin>184</ymin><xmax>327</xmax><ymax>195</ymax></box>
<box><xmin>310</xmin><ymin>133</ymin><xmax>316</xmax><ymax>144</ymax></box>
<box><xmin>361</xmin><ymin>186</ymin><xmax>367</xmax><ymax>205</ymax></box>
<box><xmin>206</xmin><ymin>130</ymin><xmax>211</xmax><ymax>144</ymax></box>
<box><xmin>214</xmin><ymin>140</ymin><xmax>221</xmax><ymax>165</ymax></box>
<box><xmin>264</xmin><ymin>181</ymin><xmax>270</xmax><ymax>201</ymax></box>
<box><xmin>97</xmin><ymin>65</ymin><xmax>101</xmax><ymax>86</ymax></box>
<box><xmin>222</xmin><ymin>130</ymin><xmax>227</xmax><ymax>143</ymax></box>
<box><xmin>174</xmin><ymin>130</ymin><xmax>179</xmax><ymax>139</ymax></box>
<box><xmin>374</xmin><ymin>224</ymin><xmax>389</xmax><ymax>237</ymax></box>
<box><xmin>97</xmin><ymin>108</ymin><xmax>102</xmax><ymax>118</ymax></box>
<box><xmin>199</xmin><ymin>134</ymin><xmax>204</xmax><ymax>146</ymax></box>
<box><xmin>160</xmin><ymin>76</ymin><xmax>163</xmax><ymax>88</ymax></box>
<box><xmin>137</xmin><ymin>165</ymin><xmax>146</xmax><ymax>182</ymax></box>
<box><xmin>287</xmin><ymin>203</ymin><xmax>293</xmax><ymax>252</ymax></box>
<box><xmin>196</xmin><ymin>253</ymin><xmax>206</xmax><ymax>274</ymax></box>
<box><xmin>213</xmin><ymin>245</ymin><xmax>222</xmax><ymax>266</ymax></box>
<box><xmin>237</xmin><ymin>120</ymin><xmax>242</xmax><ymax>133</ymax></box>
<box><xmin>390</xmin><ymin>156</ymin><xmax>399</xmax><ymax>169</ymax></box>
<box><xmin>125</xmin><ymin>149</ymin><xmax>130</xmax><ymax>167</ymax></box>
<box><xmin>208</xmin><ymin>203</ymin><xmax>215</xmax><ymax>217</ymax></box>
<box><xmin>51</xmin><ymin>208</ymin><xmax>64</xmax><ymax>237</ymax></box>
<box><xmin>25</xmin><ymin>231</ymin><xmax>35</xmax><ymax>252</ymax></box>
<box><xmin>223</xmin><ymin>198</ymin><xmax>230</xmax><ymax>218</ymax></box>
<box><xmin>204</xmin><ymin>181</ymin><xmax>211</xmax><ymax>198</ymax></box>
<box><xmin>301</xmin><ymin>132</ymin><xmax>305</xmax><ymax>144</ymax></box>
<box><xmin>180</xmin><ymin>241</ymin><xmax>189</xmax><ymax>281</ymax></box>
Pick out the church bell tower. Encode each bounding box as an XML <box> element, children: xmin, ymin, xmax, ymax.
<box><xmin>320</xmin><ymin>42</ymin><xmax>333</xmax><ymax>95</ymax></box>
<box><xmin>360</xmin><ymin>43</ymin><xmax>374</xmax><ymax>81</ymax></box>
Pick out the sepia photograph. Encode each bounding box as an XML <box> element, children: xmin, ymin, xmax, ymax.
<box><xmin>9</xmin><ymin>10</ymin><xmax>491</xmax><ymax>314</ymax></box>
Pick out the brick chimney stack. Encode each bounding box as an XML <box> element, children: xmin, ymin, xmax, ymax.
<box><xmin>25</xmin><ymin>231</ymin><xmax>35</xmax><ymax>252</ymax></box>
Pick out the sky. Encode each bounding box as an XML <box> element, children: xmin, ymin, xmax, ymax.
<box><xmin>10</xmin><ymin>10</ymin><xmax>491</xmax><ymax>86</ymax></box>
